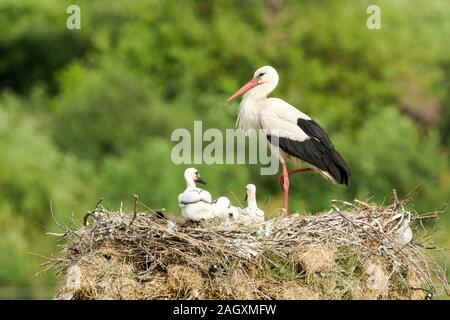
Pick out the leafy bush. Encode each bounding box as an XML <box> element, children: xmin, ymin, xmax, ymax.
<box><xmin>0</xmin><ymin>0</ymin><xmax>449</xmax><ymax>297</ymax></box>
<box><xmin>0</xmin><ymin>98</ymin><xmax>94</xmax><ymax>292</ymax></box>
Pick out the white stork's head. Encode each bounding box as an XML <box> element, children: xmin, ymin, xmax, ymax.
<box><xmin>244</xmin><ymin>183</ymin><xmax>257</xmax><ymax>203</ymax></box>
<box><xmin>184</xmin><ymin>168</ymin><xmax>207</xmax><ymax>188</ymax></box>
<box><xmin>228</xmin><ymin>66</ymin><xmax>279</xmax><ymax>101</ymax></box>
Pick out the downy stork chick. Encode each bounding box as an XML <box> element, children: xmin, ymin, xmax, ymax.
<box><xmin>178</xmin><ymin>168</ymin><xmax>214</xmax><ymax>221</ymax></box>
<box><xmin>239</xmin><ymin>184</ymin><xmax>265</xmax><ymax>224</ymax></box>
<box><xmin>212</xmin><ymin>196</ymin><xmax>242</xmax><ymax>222</ymax></box>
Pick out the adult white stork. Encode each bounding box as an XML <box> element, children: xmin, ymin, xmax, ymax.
<box><xmin>228</xmin><ymin>66</ymin><xmax>351</xmax><ymax>215</ymax></box>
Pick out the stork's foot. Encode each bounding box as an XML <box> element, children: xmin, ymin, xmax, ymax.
<box><xmin>280</xmin><ymin>208</ymin><xmax>288</xmax><ymax>217</ymax></box>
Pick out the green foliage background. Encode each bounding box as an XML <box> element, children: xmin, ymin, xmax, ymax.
<box><xmin>0</xmin><ymin>0</ymin><xmax>449</xmax><ymax>298</ymax></box>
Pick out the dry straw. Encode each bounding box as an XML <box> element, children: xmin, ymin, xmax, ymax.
<box><xmin>44</xmin><ymin>192</ymin><xmax>448</xmax><ymax>300</ymax></box>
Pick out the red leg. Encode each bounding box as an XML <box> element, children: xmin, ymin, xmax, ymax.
<box><xmin>281</xmin><ymin>160</ymin><xmax>289</xmax><ymax>217</ymax></box>
<box><xmin>279</xmin><ymin>168</ymin><xmax>313</xmax><ymax>188</ymax></box>
<box><xmin>288</xmin><ymin>168</ymin><xmax>313</xmax><ymax>175</ymax></box>
<box><xmin>278</xmin><ymin>167</ymin><xmax>313</xmax><ymax>216</ymax></box>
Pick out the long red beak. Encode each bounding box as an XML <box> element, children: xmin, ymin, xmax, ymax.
<box><xmin>228</xmin><ymin>78</ymin><xmax>259</xmax><ymax>101</ymax></box>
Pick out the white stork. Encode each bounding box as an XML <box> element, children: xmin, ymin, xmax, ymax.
<box><xmin>228</xmin><ymin>66</ymin><xmax>351</xmax><ymax>215</ymax></box>
<box><xmin>178</xmin><ymin>168</ymin><xmax>236</xmax><ymax>221</ymax></box>
<box><xmin>178</xmin><ymin>168</ymin><xmax>214</xmax><ymax>221</ymax></box>
<box><xmin>240</xmin><ymin>184</ymin><xmax>265</xmax><ymax>224</ymax></box>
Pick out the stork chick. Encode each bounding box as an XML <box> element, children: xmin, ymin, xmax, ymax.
<box><xmin>178</xmin><ymin>168</ymin><xmax>214</xmax><ymax>221</ymax></box>
<box><xmin>239</xmin><ymin>184</ymin><xmax>265</xmax><ymax>224</ymax></box>
<box><xmin>213</xmin><ymin>197</ymin><xmax>242</xmax><ymax>225</ymax></box>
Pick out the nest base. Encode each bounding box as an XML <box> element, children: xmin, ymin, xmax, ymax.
<box><xmin>47</xmin><ymin>199</ymin><xmax>447</xmax><ymax>300</ymax></box>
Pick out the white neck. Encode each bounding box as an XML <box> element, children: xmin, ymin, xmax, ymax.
<box><xmin>237</xmin><ymin>97</ymin><xmax>258</xmax><ymax>131</ymax></box>
<box><xmin>184</xmin><ymin>177</ymin><xmax>196</xmax><ymax>189</ymax></box>
<box><xmin>244</xmin><ymin>82</ymin><xmax>277</xmax><ymax>101</ymax></box>
<box><xmin>236</xmin><ymin>82</ymin><xmax>277</xmax><ymax>131</ymax></box>
<box><xmin>247</xmin><ymin>196</ymin><xmax>257</xmax><ymax>209</ymax></box>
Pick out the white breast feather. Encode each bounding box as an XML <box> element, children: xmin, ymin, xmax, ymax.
<box><xmin>178</xmin><ymin>188</ymin><xmax>212</xmax><ymax>207</ymax></box>
<box><xmin>237</xmin><ymin>97</ymin><xmax>261</xmax><ymax>131</ymax></box>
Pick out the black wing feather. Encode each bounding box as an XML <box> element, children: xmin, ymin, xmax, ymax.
<box><xmin>267</xmin><ymin>118</ymin><xmax>351</xmax><ymax>185</ymax></box>
<box><xmin>297</xmin><ymin>118</ymin><xmax>334</xmax><ymax>149</ymax></box>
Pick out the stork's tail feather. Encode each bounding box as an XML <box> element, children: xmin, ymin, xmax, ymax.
<box><xmin>329</xmin><ymin>149</ymin><xmax>351</xmax><ymax>185</ymax></box>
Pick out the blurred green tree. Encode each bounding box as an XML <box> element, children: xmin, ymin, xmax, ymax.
<box><xmin>0</xmin><ymin>0</ymin><xmax>449</xmax><ymax>298</ymax></box>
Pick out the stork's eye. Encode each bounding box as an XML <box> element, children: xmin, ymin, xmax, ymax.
<box><xmin>258</xmin><ymin>72</ymin><xmax>266</xmax><ymax>78</ymax></box>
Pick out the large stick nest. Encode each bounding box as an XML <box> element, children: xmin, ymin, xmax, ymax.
<box><xmin>45</xmin><ymin>195</ymin><xmax>448</xmax><ymax>300</ymax></box>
